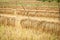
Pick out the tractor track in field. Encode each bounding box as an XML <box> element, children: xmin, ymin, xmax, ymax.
<box><xmin>0</xmin><ymin>7</ymin><xmax>60</xmax><ymax>18</ymax></box>
<box><xmin>0</xmin><ymin>14</ymin><xmax>60</xmax><ymax>24</ymax></box>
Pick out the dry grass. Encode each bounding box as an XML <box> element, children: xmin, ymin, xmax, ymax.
<box><xmin>0</xmin><ymin>16</ymin><xmax>60</xmax><ymax>40</ymax></box>
<box><xmin>0</xmin><ymin>25</ymin><xmax>60</xmax><ymax>40</ymax></box>
<box><xmin>0</xmin><ymin>1</ymin><xmax>60</xmax><ymax>40</ymax></box>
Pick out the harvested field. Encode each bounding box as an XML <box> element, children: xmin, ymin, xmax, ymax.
<box><xmin>0</xmin><ymin>1</ymin><xmax>60</xmax><ymax>40</ymax></box>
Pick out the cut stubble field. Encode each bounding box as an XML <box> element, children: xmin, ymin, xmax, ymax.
<box><xmin>0</xmin><ymin>1</ymin><xmax>60</xmax><ymax>40</ymax></box>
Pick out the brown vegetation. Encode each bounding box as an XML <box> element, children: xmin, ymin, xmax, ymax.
<box><xmin>0</xmin><ymin>1</ymin><xmax>60</xmax><ymax>40</ymax></box>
